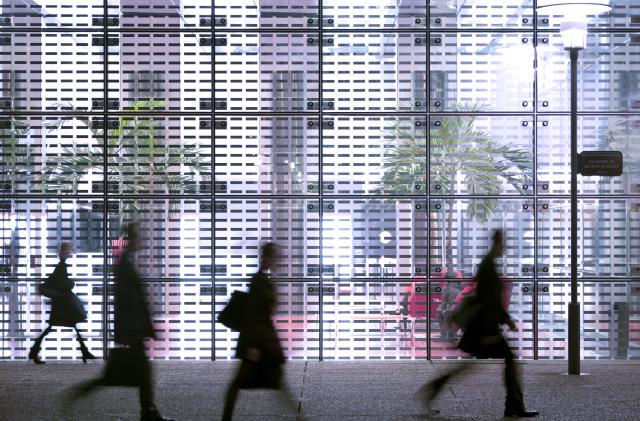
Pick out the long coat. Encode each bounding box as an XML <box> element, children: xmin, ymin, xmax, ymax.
<box><xmin>458</xmin><ymin>254</ymin><xmax>511</xmax><ymax>357</ymax></box>
<box><xmin>235</xmin><ymin>271</ymin><xmax>284</xmax><ymax>365</ymax></box>
<box><xmin>113</xmin><ymin>250</ymin><xmax>155</xmax><ymax>345</ymax></box>
<box><xmin>45</xmin><ymin>259</ymin><xmax>86</xmax><ymax>327</ymax></box>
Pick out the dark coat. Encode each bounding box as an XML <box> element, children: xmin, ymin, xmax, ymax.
<box><xmin>45</xmin><ymin>259</ymin><xmax>86</xmax><ymax>327</ymax></box>
<box><xmin>114</xmin><ymin>250</ymin><xmax>155</xmax><ymax>345</ymax></box>
<box><xmin>458</xmin><ymin>254</ymin><xmax>511</xmax><ymax>357</ymax></box>
<box><xmin>235</xmin><ymin>271</ymin><xmax>284</xmax><ymax>365</ymax></box>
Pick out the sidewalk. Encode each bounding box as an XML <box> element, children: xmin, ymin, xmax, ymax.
<box><xmin>1</xmin><ymin>360</ymin><xmax>638</xmax><ymax>420</ymax></box>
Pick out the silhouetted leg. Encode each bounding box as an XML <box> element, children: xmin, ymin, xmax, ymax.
<box><xmin>421</xmin><ymin>364</ymin><xmax>468</xmax><ymax>413</ymax></box>
<box><xmin>277</xmin><ymin>376</ymin><xmax>301</xmax><ymax>417</ymax></box>
<box><xmin>67</xmin><ymin>377</ymin><xmax>108</xmax><ymax>401</ymax></box>
<box><xmin>32</xmin><ymin>325</ymin><xmax>53</xmax><ymax>350</ymax></box>
<box><xmin>29</xmin><ymin>325</ymin><xmax>53</xmax><ymax>362</ymax></box>
<box><xmin>501</xmin><ymin>340</ymin><xmax>524</xmax><ymax>413</ymax></box>
<box><xmin>128</xmin><ymin>342</ymin><xmax>155</xmax><ymax>414</ymax></box>
<box><xmin>74</xmin><ymin>326</ymin><xmax>95</xmax><ymax>361</ymax></box>
<box><xmin>222</xmin><ymin>361</ymin><xmax>251</xmax><ymax>421</ymax></box>
<box><xmin>61</xmin><ymin>377</ymin><xmax>108</xmax><ymax>419</ymax></box>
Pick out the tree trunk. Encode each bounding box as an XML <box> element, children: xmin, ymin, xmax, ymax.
<box><xmin>445</xmin><ymin>199</ymin><xmax>454</xmax><ymax>272</ymax></box>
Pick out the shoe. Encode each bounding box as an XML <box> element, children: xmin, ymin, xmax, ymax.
<box><xmin>81</xmin><ymin>350</ymin><xmax>96</xmax><ymax>363</ymax></box>
<box><xmin>141</xmin><ymin>416</ymin><xmax>174</xmax><ymax>421</ymax></box>
<box><xmin>418</xmin><ymin>374</ymin><xmax>450</xmax><ymax>415</ymax></box>
<box><xmin>141</xmin><ymin>408</ymin><xmax>174</xmax><ymax>421</ymax></box>
<box><xmin>504</xmin><ymin>409</ymin><xmax>539</xmax><ymax>418</ymax></box>
<box><xmin>28</xmin><ymin>347</ymin><xmax>45</xmax><ymax>365</ymax></box>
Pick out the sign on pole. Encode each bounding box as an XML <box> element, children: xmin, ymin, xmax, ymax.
<box><xmin>578</xmin><ymin>151</ymin><xmax>623</xmax><ymax>176</ymax></box>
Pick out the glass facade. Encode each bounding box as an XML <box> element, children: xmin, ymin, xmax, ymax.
<box><xmin>1</xmin><ymin>0</ymin><xmax>640</xmax><ymax>361</ymax></box>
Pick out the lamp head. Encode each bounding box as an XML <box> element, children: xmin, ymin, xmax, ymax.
<box><xmin>537</xmin><ymin>1</ymin><xmax>612</xmax><ymax>16</ymax></box>
<box><xmin>537</xmin><ymin>1</ymin><xmax>611</xmax><ymax>50</ymax></box>
<box><xmin>560</xmin><ymin>20</ymin><xmax>588</xmax><ymax>50</ymax></box>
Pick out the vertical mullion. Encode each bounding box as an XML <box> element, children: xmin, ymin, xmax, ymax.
<box><xmin>532</xmin><ymin>0</ymin><xmax>539</xmax><ymax>361</ymax></box>
<box><xmin>318</xmin><ymin>0</ymin><xmax>324</xmax><ymax>362</ymax></box>
<box><xmin>211</xmin><ymin>1</ymin><xmax>216</xmax><ymax>362</ymax></box>
<box><xmin>425</xmin><ymin>0</ymin><xmax>431</xmax><ymax>362</ymax></box>
<box><xmin>101</xmin><ymin>0</ymin><xmax>109</xmax><ymax>360</ymax></box>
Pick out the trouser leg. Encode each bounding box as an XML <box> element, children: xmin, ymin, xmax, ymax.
<box><xmin>74</xmin><ymin>326</ymin><xmax>89</xmax><ymax>352</ymax></box>
<box><xmin>502</xmin><ymin>340</ymin><xmax>524</xmax><ymax>412</ymax></box>
<box><xmin>129</xmin><ymin>342</ymin><xmax>155</xmax><ymax>413</ymax></box>
<box><xmin>32</xmin><ymin>325</ymin><xmax>53</xmax><ymax>351</ymax></box>
<box><xmin>222</xmin><ymin>361</ymin><xmax>251</xmax><ymax>421</ymax></box>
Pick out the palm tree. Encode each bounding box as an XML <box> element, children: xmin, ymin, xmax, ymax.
<box><xmin>380</xmin><ymin>103</ymin><xmax>533</xmax><ymax>272</ymax></box>
<box><xmin>0</xmin><ymin>118</ymin><xmax>33</xmax><ymax>194</ymax></box>
<box><xmin>42</xmin><ymin>99</ymin><xmax>211</xmax><ymax>224</ymax></box>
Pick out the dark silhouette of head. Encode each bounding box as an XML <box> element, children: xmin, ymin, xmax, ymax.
<box><xmin>124</xmin><ymin>223</ymin><xmax>141</xmax><ymax>252</ymax></box>
<box><xmin>490</xmin><ymin>229</ymin><xmax>505</xmax><ymax>257</ymax></box>
<box><xmin>259</xmin><ymin>242</ymin><xmax>281</xmax><ymax>272</ymax></box>
<box><xmin>59</xmin><ymin>242</ymin><xmax>74</xmax><ymax>260</ymax></box>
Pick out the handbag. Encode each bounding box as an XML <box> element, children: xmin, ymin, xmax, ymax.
<box><xmin>102</xmin><ymin>347</ymin><xmax>145</xmax><ymax>386</ymax></box>
<box><xmin>450</xmin><ymin>294</ymin><xmax>482</xmax><ymax>328</ymax></box>
<box><xmin>38</xmin><ymin>282</ymin><xmax>56</xmax><ymax>298</ymax></box>
<box><xmin>218</xmin><ymin>290</ymin><xmax>249</xmax><ymax>331</ymax></box>
<box><xmin>68</xmin><ymin>293</ymin><xmax>88</xmax><ymax>323</ymax></box>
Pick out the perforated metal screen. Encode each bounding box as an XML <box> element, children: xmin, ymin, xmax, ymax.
<box><xmin>2</xmin><ymin>1</ymin><xmax>640</xmax><ymax>361</ymax></box>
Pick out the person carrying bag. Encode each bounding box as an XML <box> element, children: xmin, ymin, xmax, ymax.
<box><xmin>221</xmin><ymin>242</ymin><xmax>297</xmax><ymax>421</ymax></box>
<box><xmin>29</xmin><ymin>242</ymin><xmax>94</xmax><ymax>364</ymax></box>
<box><xmin>420</xmin><ymin>230</ymin><xmax>539</xmax><ymax>418</ymax></box>
<box><xmin>65</xmin><ymin>224</ymin><xmax>173</xmax><ymax>421</ymax></box>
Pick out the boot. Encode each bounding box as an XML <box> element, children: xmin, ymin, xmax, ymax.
<box><xmin>76</xmin><ymin>329</ymin><xmax>96</xmax><ymax>363</ymax></box>
<box><xmin>28</xmin><ymin>346</ymin><xmax>45</xmax><ymax>365</ymax></box>
<box><xmin>81</xmin><ymin>349</ymin><xmax>96</xmax><ymax>363</ymax></box>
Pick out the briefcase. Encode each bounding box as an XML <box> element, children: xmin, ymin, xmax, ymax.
<box><xmin>102</xmin><ymin>347</ymin><xmax>145</xmax><ymax>387</ymax></box>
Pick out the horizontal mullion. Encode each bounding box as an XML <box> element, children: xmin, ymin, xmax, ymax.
<box><xmin>3</xmin><ymin>110</ymin><xmax>640</xmax><ymax>118</ymax></box>
<box><xmin>0</xmin><ymin>194</ymin><xmax>212</xmax><ymax>200</ymax></box>
<box><xmin>5</xmin><ymin>276</ymin><xmax>637</xmax><ymax>284</ymax></box>
<box><xmin>4</xmin><ymin>194</ymin><xmax>640</xmax><ymax>201</ymax></box>
<box><xmin>1</xmin><ymin>27</ymin><xmax>636</xmax><ymax>34</ymax></box>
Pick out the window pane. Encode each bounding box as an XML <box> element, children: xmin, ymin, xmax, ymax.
<box><xmin>430</xmin><ymin>0</ymin><xmax>533</xmax><ymax>29</ymax></box>
<box><xmin>429</xmin><ymin>199</ymin><xmax>535</xmax><ymax>279</ymax></box>
<box><xmin>105</xmin><ymin>199</ymin><xmax>212</xmax><ymax>279</ymax></box>
<box><xmin>324</xmin><ymin>117</ymin><xmax>427</xmax><ymax>195</ymax></box>
<box><xmin>430</xmin><ymin>32</ymin><xmax>534</xmax><ymax>111</ymax></box>
<box><xmin>214</xmin><ymin>0</ymin><xmax>319</xmax><ymax>29</ymax></box>
<box><xmin>215</xmin><ymin>33</ymin><xmax>319</xmax><ymax>111</ymax></box>
<box><xmin>106</xmin><ymin>116</ymin><xmax>211</xmax><ymax>195</ymax></box>
<box><xmin>0</xmin><ymin>32</ymin><xmax>104</xmax><ymax>111</ymax></box>
<box><xmin>322</xmin><ymin>33</ymin><xmax>426</xmax><ymax>112</ymax></box>
<box><xmin>537</xmin><ymin>33</ymin><xmax>640</xmax><ymax>113</ymax></box>
<box><xmin>111</xmin><ymin>0</ymin><xmax>212</xmax><ymax>29</ymax></box>
<box><xmin>107</xmin><ymin>33</ymin><xmax>211</xmax><ymax>112</ymax></box>
<box><xmin>323</xmin><ymin>0</ymin><xmax>426</xmax><ymax>29</ymax></box>
<box><xmin>0</xmin><ymin>1</ymin><xmax>103</xmax><ymax>28</ymax></box>
<box><xmin>321</xmin><ymin>199</ymin><xmax>427</xmax><ymax>279</ymax></box>
<box><xmin>537</xmin><ymin>116</ymin><xmax>637</xmax><ymax>195</ymax></box>
<box><xmin>214</xmin><ymin>199</ymin><xmax>319</xmax><ymax>279</ymax></box>
<box><xmin>215</xmin><ymin>117</ymin><xmax>318</xmax><ymax>195</ymax></box>
<box><xmin>429</xmin><ymin>115</ymin><xmax>533</xmax><ymax>195</ymax></box>
<box><xmin>322</xmin><ymin>280</ymin><xmax>427</xmax><ymax>360</ymax></box>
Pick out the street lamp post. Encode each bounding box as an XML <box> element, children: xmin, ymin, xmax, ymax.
<box><xmin>536</xmin><ymin>1</ymin><xmax>612</xmax><ymax>375</ymax></box>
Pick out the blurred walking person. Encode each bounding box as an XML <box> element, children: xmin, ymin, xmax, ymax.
<box><xmin>66</xmin><ymin>223</ymin><xmax>173</xmax><ymax>421</ymax></box>
<box><xmin>29</xmin><ymin>242</ymin><xmax>95</xmax><ymax>364</ymax></box>
<box><xmin>421</xmin><ymin>230</ymin><xmax>538</xmax><ymax>418</ymax></box>
<box><xmin>221</xmin><ymin>242</ymin><xmax>298</xmax><ymax>421</ymax></box>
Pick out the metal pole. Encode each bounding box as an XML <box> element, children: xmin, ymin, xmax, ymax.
<box><xmin>568</xmin><ymin>47</ymin><xmax>581</xmax><ymax>375</ymax></box>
